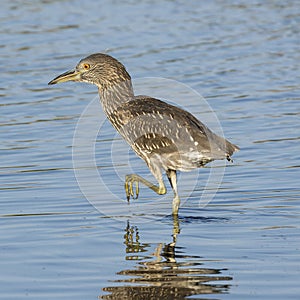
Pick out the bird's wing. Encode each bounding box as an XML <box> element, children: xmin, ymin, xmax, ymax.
<box><xmin>110</xmin><ymin>96</ymin><xmax>238</xmax><ymax>161</ymax></box>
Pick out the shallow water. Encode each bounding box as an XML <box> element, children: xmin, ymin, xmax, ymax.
<box><xmin>1</xmin><ymin>1</ymin><xmax>300</xmax><ymax>299</ymax></box>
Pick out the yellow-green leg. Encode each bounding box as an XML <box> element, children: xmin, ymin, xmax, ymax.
<box><xmin>125</xmin><ymin>174</ymin><xmax>167</xmax><ymax>201</ymax></box>
<box><xmin>124</xmin><ymin>166</ymin><xmax>181</xmax><ymax>215</ymax></box>
<box><xmin>172</xmin><ymin>213</ymin><xmax>180</xmax><ymax>244</ymax></box>
<box><xmin>166</xmin><ymin>169</ymin><xmax>180</xmax><ymax>215</ymax></box>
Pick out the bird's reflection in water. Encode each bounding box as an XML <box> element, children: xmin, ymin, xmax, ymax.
<box><xmin>101</xmin><ymin>215</ymin><xmax>232</xmax><ymax>299</ymax></box>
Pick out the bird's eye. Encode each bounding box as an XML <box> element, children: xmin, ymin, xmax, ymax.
<box><xmin>82</xmin><ymin>63</ymin><xmax>90</xmax><ymax>70</ymax></box>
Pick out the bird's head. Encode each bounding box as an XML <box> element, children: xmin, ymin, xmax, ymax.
<box><xmin>48</xmin><ymin>53</ymin><xmax>131</xmax><ymax>89</ymax></box>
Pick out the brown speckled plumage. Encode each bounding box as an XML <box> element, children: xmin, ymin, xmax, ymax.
<box><xmin>48</xmin><ymin>53</ymin><xmax>239</xmax><ymax>215</ymax></box>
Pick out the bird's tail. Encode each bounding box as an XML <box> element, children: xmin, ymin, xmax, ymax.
<box><xmin>225</xmin><ymin>140</ymin><xmax>240</xmax><ymax>162</ymax></box>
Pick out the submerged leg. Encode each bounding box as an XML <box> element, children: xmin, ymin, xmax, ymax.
<box><xmin>166</xmin><ymin>169</ymin><xmax>180</xmax><ymax>215</ymax></box>
<box><xmin>125</xmin><ymin>164</ymin><xmax>166</xmax><ymax>201</ymax></box>
<box><xmin>171</xmin><ymin>213</ymin><xmax>180</xmax><ymax>245</ymax></box>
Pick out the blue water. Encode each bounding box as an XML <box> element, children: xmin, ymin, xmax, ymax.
<box><xmin>1</xmin><ymin>1</ymin><xmax>299</xmax><ymax>299</ymax></box>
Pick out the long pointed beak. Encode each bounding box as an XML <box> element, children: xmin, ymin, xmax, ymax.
<box><xmin>48</xmin><ymin>69</ymin><xmax>81</xmax><ymax>85</ymax></box>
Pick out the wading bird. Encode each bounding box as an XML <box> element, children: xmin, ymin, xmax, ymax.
<box><xmin>49</xmin><ymin>53</ymin><xmax>239</xmax><ymax>215</ymax></box>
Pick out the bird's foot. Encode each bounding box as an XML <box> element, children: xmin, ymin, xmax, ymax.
<box><xmin>125</xmin><ymin>174</ymin><xmax>139</xmax><ymax>201</ymax></box>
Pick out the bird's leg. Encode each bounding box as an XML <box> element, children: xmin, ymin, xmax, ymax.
<box><xmin>125</xmin><ymin>171</ymin><xmax>167</xmax><ymax>201</ymax></box>
<box><xmin>166</xmin><ymin>169</ymin><xmax>180</xmax><ymax>215</ymax></box>
<box><xmin>172</xmin><ymin>213</ymin><xmax>180</xmax><ymax>245</ymax></box>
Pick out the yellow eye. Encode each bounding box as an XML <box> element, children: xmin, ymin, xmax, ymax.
<box><xmin>83</xmin><ymin>63</ymin><xmax>90</xmax><ymax>70</ymax></box>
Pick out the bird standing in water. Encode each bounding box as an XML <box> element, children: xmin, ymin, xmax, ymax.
<box><xmin>49</xmin><ymin>53</ymin><xmax>239</xmax><ymax>215</ymax></box>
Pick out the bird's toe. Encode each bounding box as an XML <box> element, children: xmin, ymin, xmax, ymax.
<box><xmin>125</xmin><ymin>174</ymin><xmax>139</xmax><ymax>201</ymax></box>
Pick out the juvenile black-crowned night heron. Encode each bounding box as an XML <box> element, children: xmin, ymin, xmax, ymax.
<box><xmin>49</xmin><ymin>53</ymin><xmax>239</xmax><ymax>215</ymax></box>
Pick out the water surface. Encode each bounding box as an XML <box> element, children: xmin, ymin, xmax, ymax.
<box><xmin>1</xmin><ymin>1</ymin><xmax>299</xmax><ymax>299</ymax></box>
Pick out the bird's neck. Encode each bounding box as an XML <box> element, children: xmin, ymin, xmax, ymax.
<box><xmin>98</xmin><ymin>80</ymin><xmax>134</xmax><ymax>116</ymax></box>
